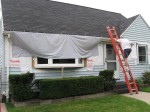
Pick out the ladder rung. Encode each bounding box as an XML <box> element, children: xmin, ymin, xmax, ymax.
<box><xmin>129</xmin><ymin>82</ymin><xmax>134</xmax><ymax>85</ymax></box>
<box><xmin>132</xmin><ymin>89</ymin><xmax>136</xmax><ymax>91</ymax></box>
<box><xmin>130</xmin><ymin>76</ymin><xmax>133</xmax><ymax>78</ymax></box>
<box><xmin>110</xmin><ymin>29</ymin><xmax>115</xmax><ymax>31</ymax></box>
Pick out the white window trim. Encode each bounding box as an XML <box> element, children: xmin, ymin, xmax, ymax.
<box><xmin>34</xmin><ymin>58</ymin><xmax>84</xmax><ymax>68</ymax></box>
<box><xmin>137</xmin><ymin>44</ymin><xmax>148</xmax><ymax>64</ymax></box>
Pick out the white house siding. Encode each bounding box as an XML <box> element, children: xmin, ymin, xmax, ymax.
<box><xmin>0</xmin><ymin>19</ymin><xmax>3</xmax><ymax>66</ymax></box>
<box><xmin>0</xmin><ymin>0</ymin><xmax>3</xmax><ymax>67</ymax></box>
<box><xmin>7</xmin><ymin>43</ymin><xmax>105</xmax><ymax>79</ymax></box>
<box><xmin>8</xmin><ymin>65</ymin><xmax>105</xmax><ymax>79</ymax></box>
<box><xmin>119</xmin><ymin>60</ymin><xmax>149</xmax><ymax>81</ymax></box>
<box><xmin>122</xmin><ymin>15</ymin><xmax>150</xmax><ymax>42</ymax></box>
<box><xmin>33</xmin><ymin>65</ymin><xmax>104</xmax><ymax>79</ymax></box>
<box><xmin>120</xmin><ymin>15</ymin><xmax>150</xmax><ymax>80</ymax></box>
<box><xmin>6</xmin><ymin>66</ymin><xmax>104</xmax><ymax>80</ymax></box>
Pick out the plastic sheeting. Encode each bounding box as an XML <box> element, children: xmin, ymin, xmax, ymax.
<box><xmin>11</xmin><ymin>32</ymin><xmax>102</xmax><ymax>59</ymax></box>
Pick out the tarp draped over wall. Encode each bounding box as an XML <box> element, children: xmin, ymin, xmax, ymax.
<box><xmin>11</xmin><ymin>31</ymin><xmax>102</xmax><ymax>59</ymax></box>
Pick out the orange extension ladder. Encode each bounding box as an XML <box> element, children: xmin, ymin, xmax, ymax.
<box><xmin>107</xmin><ymin>26</ymin><xmax>138</xmax><ymax>94</ymax></box>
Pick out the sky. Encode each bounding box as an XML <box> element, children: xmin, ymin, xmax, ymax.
<box><xmin>53</xmin><ymin>0</ymin><xmax>150</xmax><ymax>26</ymax></box>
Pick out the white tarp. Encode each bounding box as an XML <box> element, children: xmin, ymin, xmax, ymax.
<box><xmin>11</xmin><ymin>32</ymin><xmax>102</xmax><ymax>59</ymax></box>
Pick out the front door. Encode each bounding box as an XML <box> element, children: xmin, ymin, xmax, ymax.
<box><xmin>104</xmin><ymin>44</ymin><xmax>119</xmax><ymax>79</ymax></box>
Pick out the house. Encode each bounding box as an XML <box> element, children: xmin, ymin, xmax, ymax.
<box><xmin>1</xmin><ymin>0</ymin><xmax>150</xmax><ymax>99</ymax></box>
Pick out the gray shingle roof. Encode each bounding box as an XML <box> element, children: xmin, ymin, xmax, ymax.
<box><xmin>1</xmin><ymin>0</ymin><xmax>137</xmax><ymax>37</ymax></box>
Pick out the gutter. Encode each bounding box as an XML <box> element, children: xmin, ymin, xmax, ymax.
<box><xmin>101</xmin><ymin>37</ymin><xmax>111</xmax><ymax>43</ymax></box>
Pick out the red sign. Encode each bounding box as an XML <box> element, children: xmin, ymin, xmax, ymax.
<box><xmin>87</xmin><ymin>59</ymin><xmax>93</xmax><ymax>71</ymax></box>
<box><xmin>9</xmin><ymin>59</ymin><xmax>20</xmax><ymax>67</ymax></box>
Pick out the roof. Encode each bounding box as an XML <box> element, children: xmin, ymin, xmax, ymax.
<box><xmin>1</xmin><ymin>0</ymin><xmax>138</xmax><ymax>37</ymax></box>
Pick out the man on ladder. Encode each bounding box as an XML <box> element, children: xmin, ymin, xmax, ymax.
<box><xmin>107</xmin><ymin>26</ymin><xmax>138</xmax><ymax>94</ymax></box>
<box><xmin>115</xmin><ymin>38</ymin><xmax>134</xmax><ymax>71</ymax></box>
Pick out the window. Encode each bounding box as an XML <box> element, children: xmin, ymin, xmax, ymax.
<box><xmin>34</xmin><ymin>58</ymin><xmax>84</xmax><ymax>68</ymax></box>
<box><xmin>37</xmin><ymin>58</ymin><xmax>48</xmax><ymax>64</ymax></box>
<box><xmin>138</xmin><ymin>45</ymin><xmax>147</xmax><ymax>64</ymax></box>
<box><xmin>53</xmin><ymin>59</ymin><xmax>75</xmax><ymax>64</ymax></box>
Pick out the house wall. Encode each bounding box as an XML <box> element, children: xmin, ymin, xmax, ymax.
<box><xmin>5</xmin><ymin>39</ymin><xmax>105</xmax><ymax>79</ymax></box>
<box><xmin>5</xmin><ymin>15</ymin><xmax>150</xmax><ymax>81</ymax></box>
<box><xmin>120</xmin><ymin>15</ymin><xmax>150</xmax><ymax>80</ymax></box>
<box><xmin>0</xmin><ymin>18</ymin><xmax>3</xmax><ymax>67</ymax></box>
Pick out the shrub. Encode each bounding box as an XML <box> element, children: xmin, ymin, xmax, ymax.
<box><xmin>39</xmin><ymin>76</ymin><xmax>104</xmax><ymax>99</ymax></box>
<box><xmin>142</xmin><ymin>71</ymin><xmax>150</xmax><ymax>85</ymax></box>
<box><xmin>135</xmin><ymin>78</ymin><xmax>144</xmax><ymax>91</ymax></box>
<box><xmin>99</xmin><ymin>70</ymin><xmax>116</xmax><ymax>91</ymax></box>
<box><xmin>135</xmin><ymin>78</ymin><xmax>144</xmax><ymax>86</ymax></box>
<box><xmin>9</xmin><ymin>72</ymin><xmax>35</xmax><ymax>101</ymax></box>
<box><xmin>99</xmin><ymin>70</ymin><xmax>114</xmax><ymax>80</ymax></box>
<box><xmin>9</xmin><ymin>71</ymin><xmax>116</xmax><ymax>101</ymax></box>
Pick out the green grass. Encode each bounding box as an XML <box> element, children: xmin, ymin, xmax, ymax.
<box><xmin>142</xmin><ymin>86</ymin><xmax>150</xmax><ymax>92</ymax></box>
<box><xmin>6</xmin><ymin>95</ymin><xmax>150</xmax><ymax>112</ymax></box>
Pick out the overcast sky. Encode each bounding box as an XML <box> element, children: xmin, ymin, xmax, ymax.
<box><xmin>53</xmin><ymin>0</ymin><xmax>150</xmax><ymax>26</ymax></box>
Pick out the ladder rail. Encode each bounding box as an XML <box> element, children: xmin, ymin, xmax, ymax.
<box><xmin>112</xmin><ymin>27</ymin><xmax>124</xmax><ymax>55</ymax></box>
<box><xmin>128</xmin><ymin>70</ymin><xmax>139</xmax><ymax>93</ymax></box>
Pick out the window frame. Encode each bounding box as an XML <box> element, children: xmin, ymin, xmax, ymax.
<box><xmin>137</xmin><ymin>44</ymin><xmax>148</xmax><ymax>64</ymax></box>
<box><xmin>34</xmin><ymin>58</ymin><xmax>84</xmax><ymax>68</ymax></box>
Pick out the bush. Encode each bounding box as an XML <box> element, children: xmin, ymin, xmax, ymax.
<box><xmin>99</xmin><ymin>70</ymin><xmax>116</xmax><ymax>91</ymax></box>
<box><xmin>135</xmin><ymin>78</ymin><xmax>144</xmax><ymax>86</ymax></box>
<box><xmin>99</xmin><ymin>70</ymin><xmax>114</xmax><ymax>80</ymax></box>
<box><xmin>9</xmin><ymin>72</ymin><xmax>35</xmax><ymax>101</ymax></box>
<box><xmin>9</xmin><ymin>71</ymin><xmax>116</xmax><ymax>101</ymax></box>
<box><xmin>39</xmin><ymin>76</ymin><xmax>104</xmax><ymax>99</ymax></box>
<box><xmin>142</xmin><ymin>71</ymin><xmax>150</xmax><ymax>85</ymax></box>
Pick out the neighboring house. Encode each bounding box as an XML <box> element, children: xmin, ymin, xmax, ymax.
<box><xmin>1</xmin><ymin>0</ymin><xmax>150</xmax><ymax>99</ymax></box>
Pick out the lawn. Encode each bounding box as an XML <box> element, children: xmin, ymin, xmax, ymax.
<box><xmin>6</xmin><ymin>95</ymin><xmax>150</xmax><ymax>112</ymax></box>
<box><xmin>142</xmin><ymin>86</ymin><xmax>150</xmax><ymax>92</ymax></box>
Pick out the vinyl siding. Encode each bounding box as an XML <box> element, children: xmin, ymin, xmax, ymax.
<box><xmin>119</xmin><ymin>60</ymin><xmax>149</xmax><ymax>81</ymax></box>
<box><xmin>7</xmin><ymin>44</ymin><xmax>105</xmax><ymax>79</ymax></box>
<box><xmin>34</xmin><ymin>65</ymin><xmax>104</xmax><ymax>79</ymax></box>
<box><xmin>122</xmin><ymin>15</ymin><xmax>150</xmax><ymax>42</ymax></box>
<box><xmin>120</xmin><ymin>15</ymin><xmax>150</xmax><ymax>81</ymax></box>
<box><xmin>8</xmin><ymin>65</ymin><xmax>105</xmax><ymax>79</ymax></box>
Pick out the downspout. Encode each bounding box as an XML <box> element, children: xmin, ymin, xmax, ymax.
<box><xmin>2</xmin><ymin>33</ymin><xmax>5</xmax><ymax>102</ymax></box>
<box><xmin>3</xmin><ymin>33</ymin><xmax>10</xmax><ymax>102</ymax></box>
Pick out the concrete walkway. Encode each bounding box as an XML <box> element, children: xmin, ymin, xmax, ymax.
<box><xmin>1</xmin><ymin>103</ymin><xmax>7</xmax><ymax>112</ymax></box>
<box><xmin>122</xmin><ymin>92</ymin><xmax>150</xmax><ymax>105</ymax></box>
